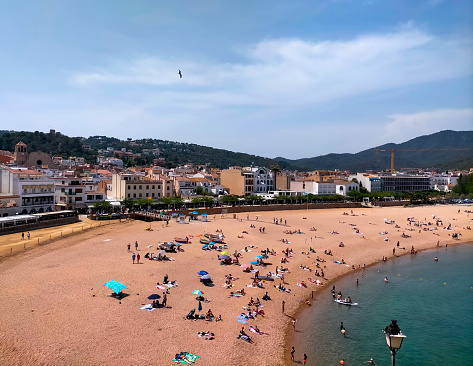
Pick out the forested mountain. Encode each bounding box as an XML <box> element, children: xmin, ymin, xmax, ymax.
<box><xmin>0</xmin><ymin>130</ymin><xmax>471</xmax><ymax>172</ymax></box>
<box><xmin>276</xmin><ymin>130</ymin><xmax>473</xmax><ymax>172</ymax></box>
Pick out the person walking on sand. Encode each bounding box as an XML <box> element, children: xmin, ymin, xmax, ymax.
<box><xmin>27</xmin><ymin>232</ymin><xmax>30</xmax><ymax>240</ymax></box>
<box><xmin>162</xmin><ymin>292</ymin><xmax>167</xmax><ymax>307</ymax></box>
<box><xmin>303</xmin><ymin>354</ymin><xmax>307</xmax><ymax>365</ymax></box>
<box><xmin>21</xmin><ymin>232</ymin><xmax>24</xmax><ymax>240</ymax></box>
<box><xmin>291</xmin><ymin>347</ymin><xmax>295</xmax><ymax>361</ymax></box>
<box><xmin>137</xmin><ymin>253</ymin><xmax>140</xmax><ymax>263</ymax></box>
<box><xmin>132</xmin><ymin>253</ymin><xmax>136</xmax><ymax>264</ymax></box>
<box><xmin>292</xmin><ymin>318</ymin><xmax>297</xmax><ymax>329</ymax></box>
<box><xmin>393</xmin><ymin>247</ymin><xmax>396</xmax><ymax>255</ymax></box>
<box><xmin>135</xmin><ymin>241</ymin><xmax>138</xmax><ymax>251</ymax></box>
<box><xmin>282</xmin><ymin>300</ymin><xmax>285</xmax><ymax>313</ymax></box>
<box><xmin>127</xmin><ymin>243</ymin><xmax>131</xmax><ymax>252</ymax></box>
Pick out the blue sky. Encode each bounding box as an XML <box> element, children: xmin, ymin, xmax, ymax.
<box><xmin>1</xmin><ymin>0</ymin><xmax>472</xmax><ymax>159</ymax></box>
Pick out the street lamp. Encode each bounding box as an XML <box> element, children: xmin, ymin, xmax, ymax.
<box><xmin>383</xmin><ymin>319</ymin><xmax>406</xmax><ymax>366</ymax></box>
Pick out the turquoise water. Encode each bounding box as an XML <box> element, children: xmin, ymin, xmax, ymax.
<box><xmin>294</xmin><ymin>244</ymin><xmax>473</xmax><ymax>365</ymax></box>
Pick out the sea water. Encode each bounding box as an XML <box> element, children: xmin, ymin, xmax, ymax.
<box><xmin>294</xmin><ymin>243</ymin><xmax>473</xmax><ymax>365</ymax></box>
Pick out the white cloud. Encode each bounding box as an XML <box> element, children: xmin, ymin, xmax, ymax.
<box><xmin>382</xmin><ymin>108</ymin><xmax>473</xmax><ymax>143</ymax></box>
<box><xmin>70</xmin><ymin>24</ymin><xmax>472</xmax><ymax>110</ymax></box>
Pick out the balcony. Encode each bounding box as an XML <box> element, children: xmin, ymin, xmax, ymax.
<box><xmin>64</xmin><ymin>192</ymin><xmax>77</xmax><ymax>195</ymax></box>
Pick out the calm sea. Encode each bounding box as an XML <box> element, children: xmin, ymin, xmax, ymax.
<box><xmin>294</xmin><ymin>243</ymin><xmax>473</xmax><ymax>366</ymax></box>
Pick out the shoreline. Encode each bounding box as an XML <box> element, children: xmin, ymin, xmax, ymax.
<box><xmin>0</xmin><ymin>204</ymin><xmax>471</xmax><ymax>365</ymax></box>
<box><xmin>283</xmin><ymin>237</ymin><xmax>471</xmax><ymax>365</ymax></box>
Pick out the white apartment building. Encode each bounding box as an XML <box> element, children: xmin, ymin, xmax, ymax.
<box><xmin>0</xmin><ymin>167</ymin><xmax>56</xmax><ymax>215</ymax></box>
<box><xmin>291</xmin><ymin>179</ymin><xmax>359</xmax><ymax>196</ymax></box>
<box><xmin>349</xmin><ymin>173</ymin><xmax>382</xmax><ymax>192</ymax></box>
<box><xmin>428</xmin><ymin>173</ymin><xmax>459</xmax><ymax>191</ymax></box>
<box><xmin>54</xmin><ymin>177</ymin><xmax>105</xmax><ymax>211</ymax></box>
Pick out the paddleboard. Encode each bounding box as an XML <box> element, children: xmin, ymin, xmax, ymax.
<box><xmin>335</xmin><ymin>299</ymin><xmax>358</xmax><ymax>306</ymax></box>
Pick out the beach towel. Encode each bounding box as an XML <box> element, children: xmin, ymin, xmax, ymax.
<box><xmin>173</xmin><ymin>353</ymin><xmax>200</xmax><ymax>364</ymax></box>
<box><xmin>165</xmin><ymin>283</ymin><xmax>179</xmax><ymax>288</ymax></box>
<box><xmin>156</xmin><ymin>285</ymin><xmax>166</xmax><ymax>289</ymax></box>
<box><xmin>249</xmin><ymin>326</ymin><xmax>263</xmax><ymax>335</ymax></box>
<box><xmin>297</xmin><ymin>283</ymin><xmax>307</xmax><ymax>288</ymax></box>
<box><xmin>229</xmin><ymin>293</ymin><xmax>243</xmax><ymax>298</ymax></box>
<box><xmin>238</xmin><ymin>319</ymin><xmax>247</xmax><ymax>324</ymax></box>
<box><xmin>140</xmin><ymin>304</ymin><xmax>154</xmax><ymax>311</ymax></box>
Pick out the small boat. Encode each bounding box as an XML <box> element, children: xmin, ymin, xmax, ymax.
<box><xmin>175</xmin><ymin>237</ymin><xmax>189</xmax><ymax>243</ymax></box>
<box><xmin>335</xmin><ymin>299</ymin><xmax>358</xmax><ymax>306</ymax></box>
<box><xmin>200</xmin><ymin>238</ymin><xmax>212</xmax><ymax>245</ymax></box>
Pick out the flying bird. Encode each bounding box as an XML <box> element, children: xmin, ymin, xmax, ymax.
<box><xmin>178</xmin><ymin>70</ymin><xmax>182</xmax><ymax>78</ymax></box>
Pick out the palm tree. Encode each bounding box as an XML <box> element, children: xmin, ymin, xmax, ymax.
<box><xmin>270</xmin><ymin>163</ymin><xmax>281</xmax><ymax>192</ymax></box>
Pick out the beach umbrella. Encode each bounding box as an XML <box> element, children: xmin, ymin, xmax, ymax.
<box><xmin>200</xmin><ymin>275</ymin><xmax>211</xmax><ymax>280</ymax></box>
<box><xmin>209</xmin><ymin>242</ymin><xmax>216</xmax><ymax>245</ymax></box>
<box><xmin>192</xmin><ymin>211</ymin><xmax>198</xmax><ymax>214</ymax></box>
<box><xmin>219</xmin><ymin>255</ymin><xmax>230</xmax><ymax>260</ymax></box>
<box><xmin>192</xmin><ymin>290</ymin><xmax>204</xmax><ymax>295</ymax></box>
<box><xmin>148</xmin><ymin>294</ymin><xmax>161</xmax><ymax>300</ymax></box>
<box><xmin>197</xmin><ymin>271</ymin><xmax>208</xmax><ymax>276</ymax></box>
<box><xmin>240</xmin><ymin>264</ymin><xmax>249</xmax><ymax>268</ymax></box>
<box><xmin>176</xmin><ymin>244</ymin><xmax>181</xmax><ymax>247</ymax></box>
<box><xmin>198</xmin><ymin>300</ymin><xmax>203</xmax><ymax>312</ymax></box>
<box><xmin>250</xmin><ymin>261</ymin><xmax>258</xmax><ymax>265</ymax></box>
<box><xmin>201</xmin><ymin>245</ymin><xmax>209</xmax><ymax>249</ymax></box>
<box><xmin>103</xmin><ymin>280</ymin><xmax>127</xmax><ymax>295</ymax></box>
<box><xmin>256</xmin><ymin>255</ymin><xmax>263</xmax><ymax>259</ymax></box>
<box><xmin>221</xmin><ymin>251</ymin><xmax>229</xmax><ymax>255</ymax></box>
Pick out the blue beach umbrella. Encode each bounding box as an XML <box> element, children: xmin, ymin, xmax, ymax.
<box><xmin>103</xmin><ymin>280</ymin><xmax>127</xmax><ymax>295</ymax></box>
<box><xmin>256</xmin><ymin>256</ymin><xmax>263</xmax><ymax>259</ymax></box>
<box><xmin>176</xmin><ymin>244</ymin><xmax>182</xmax><ymax>247</ymax></box>
<box><xmin>197</xmin><ymin>271</ymin><xmax>208</xmax><ymax>275</ymax></box>
<box><xmin>209</xmin><ymin>242</ymin><xmax>216</xmax><ymax>245</ymax></box>
<box><xmin>192</xmin><ymin>211</ymin><xmax>198</xmax><ymax>214</ymax></box>
<box><xmin>250</xmin><ymin>261</ymin><xmax>258</xmax><ymax>265</ymax></box>
<box><xmin>201</xmin><ymin>275</ymin><xmax>211</xmax><ymax>280</ymax></box>
<box><xmin>148</xmin><ymin>294</ymin><xmax>161</xmax><ymax>300</ymax></box>
<box><xmin>202</xmin><ymin>245</ymin><xmax>209</xmax><ymax>249</ymax></box>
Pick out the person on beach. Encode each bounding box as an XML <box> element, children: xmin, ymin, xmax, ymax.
<box><xmin>303</xmin><ymin>354</ymin><xmax>307</xmax><ymax>364</ymax></box>
<box><xmin>291</xmin><ymin>347</ymin><xmax>295</xmax><ymax>361</ymax></box>
<box><xmin>162</xmin><ymin>292</ymin><xmax>167</xmax><ymax>307</ymax></box>
<box><xmin>27</xmin><ymin>232</ymin><xmax>30</xmax><ymax>240</ymax></box>
<box><xmin>282</xmin><ymin>300</ymin><xmax>285</xmax><ymax>313</ymax></box>
<box><xmin>127</xmin><ymin>243</ymin><xmax>130</xmax><ymax>252</ymax></box>
<box><xmin>135</xmin><ymin>241</ymin><xmax>138</xmax><ymax>250</ymax></box>
<box><xmin>292</xmin><ymin>318</ymin><xmax>296</xmax><ymax>329</ymax></box>
<box><xmin>136</xmin><ymin>253</ymin><xmax>140</xmax><ymax>263</ymax></box>
<box><xmin>132</xmin><ymin>253</ymin><xmax>136</xmax><ymax>264</ymax></box>
<box><xmin>21</xmin><ymin>232</ymin><xmax>24</xmax><ymax>240</ymax></box>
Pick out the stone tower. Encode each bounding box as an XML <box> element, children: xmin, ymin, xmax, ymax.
<box><xmin>14</xmin><ymin>141</ymin><xmax>28</xmax><ymax>166</ymax></box>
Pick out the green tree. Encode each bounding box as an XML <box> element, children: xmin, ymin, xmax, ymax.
<box><xmin>195</xmin><ymin>186</ymin><xmax>204</xmax><ymax>195</ymax></box>
<box><xmin>121</xmin><ymin>198</ymin><xmax>134</xmax><ymax>208</ymax></box>
<box><xmin>94</xmin><ymin>200</ymin><xmax>112</xmax><ymax>213</ymax></box>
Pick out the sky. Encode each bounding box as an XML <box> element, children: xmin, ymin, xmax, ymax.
<box><xmin>0</xmin><ymin>0</ymin><xmax>472</xmax><ymax>159</ymax></box>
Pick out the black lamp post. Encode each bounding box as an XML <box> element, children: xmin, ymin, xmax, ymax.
<box><xmin>383</xmin><ymin>319</ymin><xmax>406</xmax><ymax>366</ymax></box>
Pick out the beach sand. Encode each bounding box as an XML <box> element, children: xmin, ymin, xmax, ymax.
<box><xmin>0</xmin><ymin>205</ymin><xmax>471</xmax><ymax>365</ymax></box>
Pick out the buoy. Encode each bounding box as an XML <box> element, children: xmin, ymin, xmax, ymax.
<box><xmin>340</xmin><ymin>360</ymin><xmax>345</xmax><ymax>365</ymax></box>
<box><xmin>444</xmin><ymin>283</ymin><xmax>446</xmax><ymax>285</ymax></box>
<box><xmin>420</xmin><ymin>278</ymin><xmax>422</xmax><ymax>280</ymax></box>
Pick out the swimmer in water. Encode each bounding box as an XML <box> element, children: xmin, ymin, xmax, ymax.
<box><xmin>365</xmin><ymin>359</ymin><xmax>377</xmax><ymax>365</ymax></box>
<box><xmin>384</xmin><ymin>277</ymin><xmax>389</xmax><ymax>283</ymax></box>
<box><xmin>434</xmin><ymin>257</ymin><xmax>438</xmax><ymax>261</ymax></box>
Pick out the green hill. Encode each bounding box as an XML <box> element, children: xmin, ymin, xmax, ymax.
<box><xmin>277</xmin><ymin>130</ymin><xmax>473</xmax><ymax>172</ymax></box>
<box><xmin>0</xmin><ymin>130</ymin><xmax>471</xmax><ymax>171</ymax></box>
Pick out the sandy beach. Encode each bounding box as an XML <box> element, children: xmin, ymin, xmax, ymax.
<box><xmin>0</xmin><ymin>205</ymin><xmax>471</xmax><ymax>366</ymax></box>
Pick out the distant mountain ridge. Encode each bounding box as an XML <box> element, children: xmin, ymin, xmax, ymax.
<box><xmin>277</xmin><ymin>130</ymin><xmax>473</xmax><ymax>172</ymax></box>
<box><xmin>0</xmin><ymin>129</ymin><xmax>471</xmax><ymax>172</ymax></box>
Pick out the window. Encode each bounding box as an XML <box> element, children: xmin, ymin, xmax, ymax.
<box><xmin>134</xmin><ymin>185</ymin><xmax>136</xmax><ymax>190</ymax></box>
<box><xmin>128</xmin><ymin>185</ymin><xmax>131</xmax><ymax>190</ymax></box>
<box><xmin>128</xmin><ymin>194</ymin><xmax>131</xmax><ymax>198</ymax></box>
<box><xmin>139</xmin><ymin>185</ymin><xmax>142</xmax><ymax>190</ymax></box>
<box><xmin>139</xmin><ymin>193</ymin><xmax>142</xmax><ymax>198</ymax></box>
<box><xmin>167</xmin><ymin>186</ymin><xmax>170</xmax><ymax>190</ymax></box>
<box><xmin>146</xmin><ymin>185</ymin><xmax>149</xmax><ymax>189</ymax></box>
<box><xmin>133</xmin><ymin>193</ymin><xmax>136</xmax><ymax>198</ymax></box>
<box><xmin>152</xmin><ymin>193</ymin><xmax>155</xmax><ymax>197</ymax></box>
<box><xmin>158</xmin><ymin>185</ymin><xmax>161</xmax><ymax>189</ymax></box>
<box><xmin>152</xmin><ymin>185</ymin><xmax>155</xmax><ymax>189</ymax></box>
